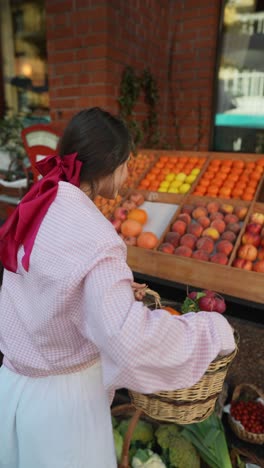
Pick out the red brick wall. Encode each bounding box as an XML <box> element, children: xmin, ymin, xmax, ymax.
<box><xmin>45</xmin><ymin>0</ymin><xmax>221</xmax><ymax>149</ymax></box>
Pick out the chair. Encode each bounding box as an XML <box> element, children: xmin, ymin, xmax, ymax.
<box><xmin>21</xmin><ymin>124</ymin><xmax>61</xmax><ymax>182</ymax></box>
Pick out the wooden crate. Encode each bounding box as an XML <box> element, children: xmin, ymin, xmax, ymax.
<box><xmin>126</xmin><ymin>150</ymin><xmax>264</xmax><ymax>304</ymax></box>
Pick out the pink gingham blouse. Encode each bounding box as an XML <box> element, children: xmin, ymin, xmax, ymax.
<box><xmin>0</xmin><ymin>182</ymin><xmax>235</xmax><ymax>393</ymax></box>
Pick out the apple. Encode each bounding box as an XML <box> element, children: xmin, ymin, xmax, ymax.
<box><xmin>233</xmin><ymin>258</ymin><xmax>253</xmax><ymax>270</ymax></box>
<box><xmin>172</xmin><ymin>220</ymin><xmax>187</xmax><ymax>236</ymax></box>
<box><xmin>165</xmin><ymin>232</ymin><xmax>181</xmax><ymax>247</ymax></box>
<box><xmin>158</xmin><ymin>243</ymin><xmax>175</xmax><ymax>254</ymax></box>
<box><xmin>246</xmin><ymin>223</ymin><xmax>262</xmax><ymax>235</ymax></box>
<box><xmin>250</xmin><ymin>212</ymin><xmax>264</xmax><ymax>225</ymax></box>
<box><xmin>241</xmin><ymin>232</ymin><xmax>261</xmax><ymax>248</ymax></box>
<box><xmin>110</xmin><ymin>218</ymin><xmax>122</xmax><ymax>232</ymax></box>
<box><xmin>253</xmin><ymin>260</ymin><xmax>264</xmax><ymax>273</ymax></box>
<box><xmin>122</xmin><ymin>200</ymin><xmax>137</xmax><ymax>211</ymax></box>
<box><xmin>237</xmin><ymin>244</ymin><xmax>258</xmax><ymax>261</ymax></box>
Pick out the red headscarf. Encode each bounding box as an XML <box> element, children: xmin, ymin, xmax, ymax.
<box><xmin>0</xmin><ymin>153</ymin><xmax>82</xmax><ymax>273</ymax></box>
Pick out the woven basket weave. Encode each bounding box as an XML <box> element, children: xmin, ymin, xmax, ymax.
<box><xmin>228</xmin><ymin>383</ymin><xmax>264</xmax><ymax>445</ymax></box>
<box><xmin>129</xmin><ymin>289</ymin><xmax>239</xmax><ymax>425</ymax></box>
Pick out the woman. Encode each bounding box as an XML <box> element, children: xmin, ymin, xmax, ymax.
<box><xmin>0</xmin><ymin>108</ymin><xmax>235</xmax><ymax>468</ymax></box>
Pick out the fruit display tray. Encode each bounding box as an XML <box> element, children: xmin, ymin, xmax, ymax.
<box><xmin>124</xmin><ymin>150</ymin><xmax>264</xmax><ymax>304</ymax></box>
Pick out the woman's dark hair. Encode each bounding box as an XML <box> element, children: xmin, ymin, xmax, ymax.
<box><xmin>59</xmin><ymin>107</ymin><xmax>132</xmax><ymax>186</ymax></box>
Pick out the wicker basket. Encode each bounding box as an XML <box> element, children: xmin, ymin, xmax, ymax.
<box><xmin>228</xmin><ymin>383</ymin><xmax>264</xmax><ymax>445</ymax></box>
<box><xmin>129</xmin><ymin>289</ymin><xmax>239</xmax><ymax>425</ymax></box>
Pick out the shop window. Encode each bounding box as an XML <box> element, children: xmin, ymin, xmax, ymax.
<box><xmin>0</xmin><ymin>0</ymin><xmax>50</xmax><ymax>124</ymax></box>
<box><xmin>213</xmin><ymin>0</ymin><xmax>264</xmax><ymax>153</ymax></box>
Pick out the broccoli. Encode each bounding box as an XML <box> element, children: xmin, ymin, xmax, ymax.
<box><xmin>155</xmin><ymin>424</ymin><xmax>180</xmax><ymax>450</ymax></box>
<box><xmin>132</xmin><ymin>449</ymin><xmax>166</xmax><ymax>467</ymax></box>
<box><xmin>168</xmin><ymin>435</ymin><xmax>200</xmax><ymax>468</ymax></box>
<box><xmin>118</xmin><ymin>419</ymin><xmax>154</xmax><ymax>446</ymax></box>
<box><xmin>113</xmin><ymin>429</ymin><xmax>123</xmax><ymax>463</ymax></box>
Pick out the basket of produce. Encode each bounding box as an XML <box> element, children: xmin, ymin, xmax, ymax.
<box><xmin>228</xmin><ymin>383</ymin><xmax>264</xmax><ymax>445</ymax></box>
<box><xmin>111</xmin><ymin>403</ymin><xmax>233</xmax><ymax>468</ymax></box>
<box><xmin>129</xmin><ymin>289</ymin><xmax>239</xmax><ymax>425</ymax></box>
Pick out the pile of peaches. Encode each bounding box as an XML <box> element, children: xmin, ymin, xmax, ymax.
<box><xmin>121</xmin><ymin>152</ymin><xmax>156</xmax><ymax>190</ymax></box>
<box><xmin>137</xmin><ymin>155</ymin><xmax>206</xmax><ymax>192</ymax></box>
<box><xmin>233</xmin><ymin>211</ymin><xmax>264</xmax><ymax>273</ymax></box>
<box><xmin>94</xmin><ymin>194</ymin><xmax>122</xmax><ymax>217</ymax></box>
<box><xmin>193</xmin><ymin>158</ymin><xmax>264</xmax><ymax>200</ymax></box>
<box><xmin>109</xmin><ymin>192</ymin><xmax>159</xmax><ymax>249</ymax></box>
<box><xmin>158</xmin><ymin>200</ymin><xmax>247</xmax><ymax>265</ymax></box>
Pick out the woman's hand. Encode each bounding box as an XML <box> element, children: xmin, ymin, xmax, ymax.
<box><xmin>132</xmin><ymin>281</ymin><xmax>147</xmax><ymax>301</ymax></box>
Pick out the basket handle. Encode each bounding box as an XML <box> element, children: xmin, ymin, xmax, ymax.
<box><xmin>119</xmin><ymin>408</ymin><xmax>143</xmax><ymax>468</ymax></box>
<box><xmin>232</xmin><ymin>383</ymin><xmax>264</xmax><ymax>402</ymax></box>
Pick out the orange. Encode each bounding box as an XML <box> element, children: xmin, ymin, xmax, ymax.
<box><xmin>228</xmin><ymin>174</ymin><xmax>239</xmax><ymax>183</ymax></box>
<box><xmin>156</xmin><ymin>162</ymin><xmax>165</xmax><ymax>169</ymax></box>
<box><xmin>160</xmin><ymin>156</ymin><xmax>169</xmax><ymax>163</ymax></box>
<box><xmin>200</xmin><ymin>179</ymin><xmax>210</xmax><ymax>187</ymax></box>
<box><xmin>223</xmin><ymin>181</ymin><xmax>234</xmax><ymax>189</ymax></box>
<box><xmin>170</xmin><ymin>156</ymin><xmax>178</xmax><ymax>163</ymax></box>
<box><xmin>256</xmin><ymin>158</ymin><xmax>264</xmax><ymax>167</ymax></box>
<box><xmin>232</xmin><ymin>188</ymin><xmax>243</xmax><ymax>198</ymax></box>
<box><xmin>146</xmin><ymin>173</ymin><xmax>156</xmax><ymax>182</ymax></box>
<box><xmin>195</xmin><ymin>185</ymin><xmax>206</xmax><ymax>195</ymax></box>
<box><xmin>207</xmin><ymin>186</ymin><xmax>219</xmax><ymax>195</ymax></box>
<box><xmin>210</xmin><ymin>159</ymin><xmax>221</xmax><ymax>167</ymax></box>
<box><xmin>242</xmin><ymin>192</ymin><xmax>253</xmax><ymax>201</ymax></box>
<box><xmin>189</xmin><ymin>157</ymin><xmax>198</xmax><ymax>164</ymax></box>
<box><xmin>251</xmin><ymin>172</ymin><xmax>261</xmax><ymax>181</ymax></box>
<box><xmin>140</xmin><ymin>179</ymin><xmax>150</xmax><ymax>188</ymax></box>
<box><xmin>220</xmin><ymin>166</ymin><xmax>231</xmax><ymax>174</ymax></box>
<box><xmin>180</xmin><ymin>157</ymin><xmax>188</xmax><ymax>163</ymax></box>
<box><xmin>221</xmin><ymin>159</ymin><xmax>233</xmax><ymax>167</ymax></box>
<box><xmin>161</xmin><ymin>168</ymin><xmax>170</xmax><ymax>175</ymax></box>
<box><xmin>239</xmin><ymin>175</ymin><xmax>249</xmax><ymax>184</ymax></box>
<box><xmin>219</xmin><ymin>187</ymin><xmax>231</xmax><ymax>197</ymax></box>
<box><xmin>151</xmin><ymin>168</ymin><xmax>161</xmax><ymax>175</ymax></box>
<box><xmin>233</xmin><ymin>160</ymin><xmax>244</xmax><ymax>169</ymax></box>
<box><xmin>192</xmin><ymin>190</ymin><xmax>203</xmax><ymax>196</ymax></box>
<box><xmin>246</xmin><ymin>162</ymin><xmax>255</xmax><ymax>169</ymax></box>
<box><xmin>203</xmin><ymin>172</ymin><xmax>215</xmax><ymax>180</ymax></box>
<box><xmin>248</xmin><ymin>180</ymin><xmax>257</xmax><ymax>189</ymax></box>
<box><xmin>255</xmin><ymin>165</ymin><xmax>264</xmax><ymax>174</ymax></box>
<box><xmin>163</xmin><ymin>306</ymin><xmax>181</xmax><ymax>316</ymax></box>
<box><xmin>232</xmin><ymin>168</ymin><xmax>243</xmax><ymax>176</ymax></box>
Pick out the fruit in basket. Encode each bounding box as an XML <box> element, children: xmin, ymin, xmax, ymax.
<box><xmin>192</xmin><ymin>206</ymin><xmax>207</xmax><ymax>219</ymax></box>
<box><xmin>187</xmin><ymin>223</ymin><xmax>203</xmax><ymax>238</ymax></box>
<box><xmin>207</xmin><ymin>201</ymin><xmax>220</xmax><ymax>214</ymax></box>
<box><xmin>180</xmin><ymin>234</ymin><xmax>197</xmax><ymax>250</ymax></box>
<box><xmin>172</xmin><ymin>220</ymin><xmax>187</xmax><ymax>236</ymax></box>
<box><xmin>178</xmin><ymin>213</ymin><xmax>191</xmax><ymax>225</ymax></box>
<box><xmin>232</xmin><ymin>258</ymin><xmax>253</xmax><ymax>270</ymax></box>
<box><xmin>136</xmin><ymin>232</ymin><xmax>158</xmax><ymax>249</ymax></box>
<box><xmin>192</xmin><ymin>250</ymin><xmax>210</xmax><ymax>261</ymax></box>
<box><xmin>196</xmin><ymin>237</ymin><xmax>214</xmax><ymax>254</ymax></box>
<box><xmin>210</xmin><ymin>212</ymin><xmax>224</xmax><ymax>221</ymax></box>
<box><xmin>121</xmin><ymin>219</ymin><xmax>142</xmax><ymax>237</ymax></box>
<box><xmin>174</xmin><ymin>246</ymin><xmax>192</xmax><ymax>257</ymax></box>
<box><xmin>221</xmin><ymin>231</ymin><xmax>237</xmax><ymax>244</ymax></box>
<box><xmin>110</xmin><ymin>218</ymin><xmax>122</xmax><ymax>232</ymax></box>
<box><xmin>158</xmin><ymin>243</ymin><xmax>174</xmax><ymax>254</ymax></box>
<box><xmin>221</xmin><ymin>204</ymin><xmax>234</xmax><ymax>214</ymax></box>
<box><xmin>230</xmin><ymin>400</ymin><xmax>264</xmax><ymax>434</ymax></box>
<box><xmin>210</xmin><ymin>253</ymin><xmax>228</xmax><ymax>265</ymax></box>
<box><xmin>197</xmin><ymin>216</ymin><xmax>211</xmax><ymax>228</ymax></box>
<box><xmin>250</xmin><ymin>212</ymin><xmax>264</xmax><ymax>225</ymax></box>
<box><xmin>226</xmin><ymin>222</ymin><xmax>240</xmax><ymax>234</ymax></box>
<box><xmin>234</xmin><ymin>206</ymin><xmax>247</xmax><ymax>220</ymax></box>
<box><xmin>246</xmin><ymin>223</ymin><xmax>262</xmax><ymax>235</ymax></box>
<box><xmin>252</xmin><ymin>260</ymin><xmax>264</xmax><ymax>273</ymax></box>
<box><xmin>237</xmin><ymin>244</ymin><xmax>258</xmax><ymax>261</ymax></box>
<box><xmin>129</xmin><ymin>193</ymin><xmax>145</xmax><ymax>206</ymax></box>
<box><xmin>122</xmin><ymin>200</ymin><xmax>137</xmax><ymax>211</ymax></box>
<box><xmin>202</xmin><ymin>227</ymin><xmax>220</xmax><ymax>241</ymax></box>
<box><xmin>257</xmin><ymin>248</ymin><xmax>264</xmax><ymax>261</ymax></box>
<box><xmin>114</xmin><ymin>207</ymin><xmax>128</xmax><ymax>221</ymax></box>
<box><xmin>216</xmin><ymin>240</ymin><xmax>233</xmax><ymax>256</ymax></box>
<box><xmin>127</xmin><ymin>208</ymin><xmax>148</xmax><ymax>225</ymax></box>
<box><xmin>241</xmin><ymin>232</ymin><xmax>261</xmax><ymax>248</ymax></box>
<box><xmin>182</xmin><ymin>289</ymin><xmax>226</xmax><ymax>314</ymax></box>
<box><xmin>210</xmin><ymin>219</ymin><xmax>226</xmax><ymax>234</ymax></box>
<box><xmin>164</xmin><ymin>232</ymin><xmax>180</xmax><ymax>247</ymax></box>
<box><xmin>224</xmin><ymin>214</ymin><xmax>239</xmax><ymax>224</ymax></box>
<box><xmin>181</xmin><ymin>204</ymin><xmax>194</xmax><ymax>215</ymax></box>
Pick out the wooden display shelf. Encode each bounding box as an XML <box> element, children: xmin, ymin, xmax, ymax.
<box><xmin>125</xmin><ymin>150</ymin><xmax>264</xmax><ymax>304</ymax></box>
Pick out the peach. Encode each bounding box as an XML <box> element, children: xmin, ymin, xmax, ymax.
<box><xmin>129</xmin><ymin>193</ymin><xmax>145</xmax><ymax>206</ymax></box>
<box><xmin>210</xmin><ymin>212</ymin><xmax>224</xmax><ymax>221</ymax></box>
<box><xmin>165</xmin><ymin>231</ymin><xmax>180</xmax><ymax>247</ymax></box>
<box><xmin>181</xmin><ymin>204</ymin><xmax>194</xmax><ymax>216</ymax></box>
<box><xmin>187</xmin><ymin>223</ymin><xmax>203</xmax><ymax>238</ymax></box>
<box><xmin>216</xmin><ymin>240</ymin><xmax>233</xmax><ymax>256</ymax></box>
<box><xmin>192</xmin><ymin>206</ymin><xmax>208</xmax><ymax>219</ymax></box>
<box><xmin>197</xmin><ymin>216</ymin><xmax>210</xmax><ymax>228</ymax></box>
<box><xmin>174</xmin><ymin>246</ymin><xmax>192</xmax><ymax>257</ymax></box>
<box><xmin>232</xmin><ymin>258</ymin><xmax>253</xmax><ymax>270</ymax></box>
<box><xmin>238</xmin><ymin>244</ymin><xmax>258</xmax><ymax>261</ymax></box>
<box><xmin>226</xmin><ymin>222</ymin><xmax>240</xmax><ymax>234</ymax></box>
<box><xmin>192</xmin><ymin>250</ymin><xmax>210</xmax><ymax>262</ymax></box>
<box><xmin>207</xmin><ymin>202</ymin><xmax>220</xmax><ymax>214</ymax></box>
<box><xmin>196</xmin><ymin>237</ymin><xmax>215</xmax><ymax>254</ymax></box>
<box><xmin>122</xmin><ymin>200</ymin><xmax>137</xmax><ymax>211</ymax></box>
<box><xmin>172</xmin><ymin>220</ymin><xmax>187</xmax><ymax>236</ymax></box>
<box><xmin>210</xmin><ymin>253</ymin><xmax>228</xmax><ymax>265</ymax></box>
<box><xmin>234</xmin><ymin>206</ymin><xmax>247</xmax><ymax>221</ymax></box>
<box><xmin>221</xmin><ymin>204</ymin><xmax>234</xmax><ymax>215</ymax></box>
<box><xmin>246</xmin><ymin>223</ymin><xmax>262</xmax><ymax>235</ymax></box>
<box><xmin>210</xmin><ymin>219</ymin><xmax>226</xmax><ymax>234</ymax></box>
<box><xmin>202</xmin><ymin>227</ymin><xmax>220</xmax><ymax>241</ymax></box>
<box><xmin>158</xmin><ymin>243</ymin><xmax>175</xmax><ymax>254</ymax></box>
<box><xmin>241</xmin><ymin>232</ymin><xmax>261</xmax><ymax>248</ymax></box>
<box><xmin>195</xmin><ymin>200</ymin><xmax>207</xmax><ymax>207</ymax></box>
<box><xmin>253</xmin><ymin>260</ymin><xmax>264</xmax><ymax>273</ymax></box>
<box><xmin>250</xmin><ymin>212</ymin><xmax>264</xmax><ymax>225</ymax></box>
<box><xmin>180</xmin><ymin>234</ymin><xmax>197</xmax><ymax>250</ymax></box>
<box><xmin>178</xmin><ymin>213</ymin><xmax>192</xmax><ymax>225</ymax></box>
<box><xmin>257</xmin><ymin>248</ymin><xmax>264</xmax><ymax>261</ymax></box>
<box><xmin>221</xmin><ymin>231</ymin><xmax>237</xmax><ymax>244</ymax></box>
<box><xmin>224</xmin><ymin>214</ymin><xmax>239</xmax><ymax>224</ymax></box>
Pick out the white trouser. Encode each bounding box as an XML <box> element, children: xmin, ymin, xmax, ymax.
<box><xmin>0</xmin><ymin>362</ymin><xmax>117</xmax><ymax>468</ymax></box>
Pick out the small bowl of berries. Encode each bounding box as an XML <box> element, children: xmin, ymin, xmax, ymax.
<box><xmin>228</xmin><ymin>383</ymin><xmax>264</xmax><ymax>445</ymax></box>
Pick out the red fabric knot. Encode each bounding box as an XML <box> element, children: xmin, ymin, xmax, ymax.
<box><xmin>0</xmin><ymin>153</ymin><xmax>82</xmax><ymax>273</ymax></box>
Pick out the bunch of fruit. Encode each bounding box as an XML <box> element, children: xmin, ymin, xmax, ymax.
<box><xmin>181</xmin><ymin>289</ymin><xmax>226</xmax><ymax>314</ymax></box>
<box><xmin>137</xmin><ymin>155</ymin><xmax>206</xmax><ymax>192</ymax></box>
<box><xmin>109</xmin><ymin>192</ymin><xmax>159</xmax><ymax>249</ymax></box>
<box><xmin>230</xmin><ymin>400</ymin><xmax>264</xmax><ymax>434</ymax></box>
<box><xmin>233</xmin><ymin>211</ymin><xmax>264</xmax><ymax>273</ymax></box>
<box><xmin>94</xmin><ymin>194</ymin><xmax>122</xmax><ymax>217</ymax></box>
<box><xmin>158</xmin><ymin>200</ymin><xmax>247</xmax><ymax>265</ymax></box>
<box><xmin>193</xmin><ymin>158</ymin><xmax>264</xmax><ymax>200</ymax></box>
<box><xmin>121</xmin><ymin>152</ymin><xmax>156</xmax><ymax>190</ymax></box>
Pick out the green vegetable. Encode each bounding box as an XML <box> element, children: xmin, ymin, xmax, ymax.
<box><xmin>155</xmin><ymin>424</ymin><xmax>200</xmax><ymax>468</ymax></box>
<box><xmin>112</xmin><ymin>416</ymin><xmax>118</xmax><ymax>428</ymax></box>
<box><xmin>118</xmin><ymin>419</ymin><xmax>154</xmax><ymax>446</ymax></box>
<box><xmin>155</xmin><ymin>424</ymin><xmax>180</xmax><ymax>450</ymax></box>
<box><xmin>181</xmin><ymin>292</ymin><xmax>205</xmax><ymax>314</ymax></box>
<box><xmin>180</xmin><ymin>412</ymin><xmax>232</xmax><ymax>468</ymax></box>
<box><xmin>113</xmin><ymin>429</ymin><xmax>123</xmax><ymax>463</ymax></box>
<box><xmin>132</xmin><ymin>449</ymin><xmax>166</xmax><ymax>467</ymax></box>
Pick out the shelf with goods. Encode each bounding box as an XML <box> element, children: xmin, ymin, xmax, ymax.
<box><xmin>109</xmin><ymin>150</ymin><xmax>264</xmax><ymax>304</ymax></box>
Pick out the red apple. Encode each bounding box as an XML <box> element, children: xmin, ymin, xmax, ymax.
<box><xmin>241</xmin><ymin>232</ymin><xmax>261</xmax><ymax>248</ymax></box>
<box><xmin>110</xmin><ymin>218</ymin><xmax>122</xmax><ymax>232</ymax></box>
<box><xmin>232</xmin><ymin>258</ymin><xmax>253</xmax><ymax>271</ymax></box>
<box><xmin>237</xmin><ymin>244</ymin><xmax>258</xmax><ymax>261</ymax></box>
